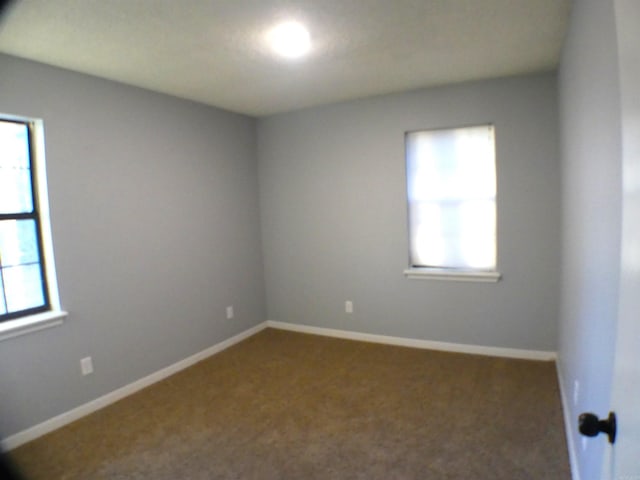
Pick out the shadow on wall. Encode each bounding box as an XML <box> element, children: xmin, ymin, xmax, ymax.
<box><xmin>0</xmin><ymin>0</ymin><xmax>15</xmax><ymax>21</ymax></box>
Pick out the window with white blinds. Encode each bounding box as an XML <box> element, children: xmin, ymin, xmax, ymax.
<box><xmin>405</xmin><ymin>125</ymin><xmax>498</xmax><ymax>279</ymax></box>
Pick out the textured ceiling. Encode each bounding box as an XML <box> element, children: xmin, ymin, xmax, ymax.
<box><xmin>0</xmin><ymin>0</ymin><xmax>571</xmax><ymax>117</ymax></box>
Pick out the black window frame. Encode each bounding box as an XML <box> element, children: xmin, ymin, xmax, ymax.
<box><xmin>0</xmin><ymin>118</ymin><xmax>51</xmax><ymax>322</ymax></box>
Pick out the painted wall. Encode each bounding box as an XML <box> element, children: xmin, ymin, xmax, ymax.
<box><xmin>0</xmin><ymin>54</ymin><xmax>266</xmax><ymax>438</ymax></box>
<box><xmin>0</xmin><ymin>56</ymin><xmax>564</xmax><ymax>443</ymax></box>
<box><xmin>258</xmin><ymin>74</ymin><xmax>561</xmax><ymax>351</ymax></box>
<box><xmin>557</xmin><ymin>0</ymin><xmax>622</xmax><ymax>478</ymax></box>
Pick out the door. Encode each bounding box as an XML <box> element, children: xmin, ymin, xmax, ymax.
<box><xmin>604</xmin><ymin>0</ymin><xmax>640</xmax><ymax>478</ymax></box>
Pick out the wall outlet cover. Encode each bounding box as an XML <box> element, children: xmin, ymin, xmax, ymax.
<box><xmin>80</xmin><ymin>357</ymin><xmax>93</xmax><ymax>376</ymax></box>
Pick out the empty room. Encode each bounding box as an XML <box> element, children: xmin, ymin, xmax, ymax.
<box><xmin>1</xmin><ymin>1</ymin><xmax>639</xmax><ymax>479</ymax></box>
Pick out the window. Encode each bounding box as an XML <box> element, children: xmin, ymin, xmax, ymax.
<box><xmin>0</xmin><ymin>115</ymin><xmax>65</xmax><ymax>338</ymax></box>
<box><xmin>404</xmin><ymin>124</ymin><xmax>500</xmax><ymax>282</ymax></box>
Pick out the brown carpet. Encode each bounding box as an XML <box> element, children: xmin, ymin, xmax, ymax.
<box><xmin>8</xmin><ymin>328</ymin><xmax>570</xmax><ymax>479</ymax></box>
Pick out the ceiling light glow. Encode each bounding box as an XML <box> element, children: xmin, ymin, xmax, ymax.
<box><xmin>268</xmin><ymin>21</ymin><xmax>311</xmax><ymax>59</ymax></box>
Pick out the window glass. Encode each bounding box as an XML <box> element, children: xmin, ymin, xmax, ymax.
<box><xmin>4</xmin><ymin>264</ymin><xmax>45</xmax><ymax>312</ymax></box>
<box><xmin>0</xmin><ymin>121</ymin><xmax>33</xmax><ymax>213</ymax></box>
<box><xmin>406</xmin><ymin>125</ymin><xmax>497</xmax><ymax>271</ymax></box>
<box><xmin>0</xmin><ymin>119</ymin><xmax>49</xmax><ymax>320</ymax></box>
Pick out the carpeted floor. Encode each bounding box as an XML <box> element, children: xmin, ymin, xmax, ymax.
<box><xmin>8</xmin><ymin>328</ymin><xmax>570</xmax><ymax>479</ymax></box>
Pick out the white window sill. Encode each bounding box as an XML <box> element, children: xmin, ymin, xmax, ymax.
<box><xmin>0</xmin><ymin>310</ymin><xmax>68</xmax><ymax>342</ymax></box>
<box><xmin>404</xmin><ymin>268</ymin><xmax>502</xmax><ymax>283</ymax></box>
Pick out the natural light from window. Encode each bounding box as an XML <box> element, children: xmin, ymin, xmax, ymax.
<box><xmin>406</xmin><ymin>125</ymin><xmax>497</xmax><ymax>273</ymax></box>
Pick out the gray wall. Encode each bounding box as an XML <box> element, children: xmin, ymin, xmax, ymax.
<box><xmin>258</xmin><ymin>73</ymin><xmax>561</xmax><ymax>351</ymax></box>
<box><xmin>0</xmin><ymin>56</ymin><xmax>564</xmax><ymax>442</ymax></box>
<box><xmin>0</xmin><ymin>53</ymin><xmax>266</xmax><ymax>438</ymax></box>
<box><xmin>558</xmin><ymin>0</ymin><xmax>622</xmax><ymax>478</ymax></box>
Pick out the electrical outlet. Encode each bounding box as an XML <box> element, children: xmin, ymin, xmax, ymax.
<box><xmin>80</xmin><ymin>357</ymin><xmax>93</xmax><ymax>376</ymax></box>
<box><xmin>226</xmin><ymin>306</ymin><xmax>234</xmax><ymax>319</ymax></box>
<box><xmin>345</xmin><ymin>301</ymin><xmax>353</xmax><ymax>314</ymax></box>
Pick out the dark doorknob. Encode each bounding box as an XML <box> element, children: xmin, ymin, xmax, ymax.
<box><xmin>578</xmin><ymin>411</ymin><xmax>616</xmax><ymax>444</ymax></box>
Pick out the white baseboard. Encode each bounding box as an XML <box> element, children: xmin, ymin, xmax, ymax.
<box><xmin>266</xmin><ymin>321</ymin><xmax>557</xmax><ymax>361</ymax></box>
<box><xmin>1</xmin><ymin>322</ymin><xmax>268</xmax><ymax>451</ymax></box>
<box><xmin>556</xmin><ymin>361</ymin><xmax>581</xmax><ymax>480</ymax></box>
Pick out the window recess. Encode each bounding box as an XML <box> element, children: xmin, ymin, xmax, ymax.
<box><xmin>404</xmin><ymin>124</ymin><xmax>501</xmax><ymax>282</ymax></box>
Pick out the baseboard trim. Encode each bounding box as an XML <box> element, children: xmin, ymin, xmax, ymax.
<box><xmin>1</xmin><ymin>322</ymin><xmax>268</xmax><ymax>451</ymax></box>
<box><xmin>556</xmin><ymin>361</ymin><xmax>581</xmax><ymax>480</ymax></box>
<box><xmin>266</xmin><ymin>321</ymin><xmax>557</xmax><ymax>361</ymax></box>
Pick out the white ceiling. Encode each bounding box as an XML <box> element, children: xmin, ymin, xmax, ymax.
<box><xmin>0</xmin><ymin>0</ymin><xmax>571</xmax><ymax>117</ymax></box>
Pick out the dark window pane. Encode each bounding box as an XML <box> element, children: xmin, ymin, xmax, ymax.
<box><xmin>0</xmin><ymin>219</ymin><xmax>41</xmax><ymax>267</ymax></box>
<box><xmin>3</xmin><ymin>264</ymin><xmax>45</xmax><ymax>313</ymax></box>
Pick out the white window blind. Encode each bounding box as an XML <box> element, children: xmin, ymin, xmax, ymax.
<box><xmin>406</xmin><ymin>124</ymin><xmax>496</xmax><ymax>272</ymax></box>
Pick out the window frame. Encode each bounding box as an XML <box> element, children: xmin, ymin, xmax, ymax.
<box><xmin>0</xmin><ymin>118</ymin><xmax>51</xmax><ymax>320</ymax></box>
<box><xmin>0</xmin><ymin>113</ymin><xmax>66</xmax><ymax>340</ymax></box>
<box><xmin>403</xmin><ymin>123</ymin><xmax>502</xmax><ymax>283</ymax></box>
